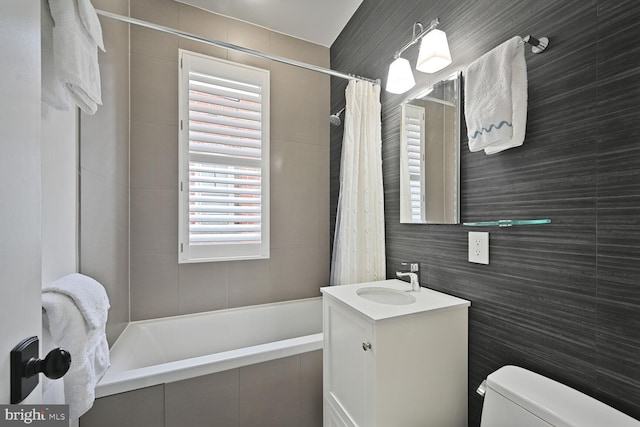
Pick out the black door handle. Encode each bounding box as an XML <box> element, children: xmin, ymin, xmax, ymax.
<box><xmin>10</xmin><ymin>336</ymin><xmax>72</xmax><ymax>404</ymax></box>
<box><xmin>25</xmin><ymin>347</ymin><xmax>72</xmax><ymax>379</ymax></box>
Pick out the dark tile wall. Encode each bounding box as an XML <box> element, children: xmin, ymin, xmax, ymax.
<box><xmin>330</xmin><ymin>0</ymin><xmax>640</xmax><ymax>425</ymax></box>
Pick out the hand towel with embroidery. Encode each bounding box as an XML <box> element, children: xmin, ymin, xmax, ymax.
<box><xmin>464</xmin><ymin>36</ymin><xmax>527</xmax><ymax>154</ymax></box>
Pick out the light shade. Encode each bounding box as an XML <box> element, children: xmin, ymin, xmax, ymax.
<box><xmin>386</xmin><ymin>57</ymin><xmax>416</xmax><ymax>94</ymax></box>
<box><xmin>416</xmin><ymin>29</ymin><xmax>452</xmax><ymax>73</ymax></box>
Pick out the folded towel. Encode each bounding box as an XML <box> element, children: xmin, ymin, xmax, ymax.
<box><xmin>42</xmin><ymin>292</ymin><xmax>110</xmax><ymax>419</ymax></box>
<box><xmin>41</xmin><ymin>0</ymin><xmax>72</xmax><ymax>110</ymax></box>
<box><xmin>464</xmin><ymin>36</ymin><xmax>527</xmax><ymax>154</ymax></box>
<box><xmin>43</xmin><ymin>273</ymin><xmax>110</xmax><ymax>330</ymax></box>
<box><xmin>42</xmin><ymin>273</ymin><xmax>110</xmax><ymax>419</ymax></box>
<box><xmin>77</xmin><ymin>0</ymin><xmax>105</xmax><ymax>51</ymax></box>
<box><xmin>47</xmin><ymin>0</ymin><xmax>104</xmax><ymax>115</ymax></box>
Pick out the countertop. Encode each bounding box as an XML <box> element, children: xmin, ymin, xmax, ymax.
<box><xmin>320</xmin><ymin>279</ymin><xmax>471</xmax><ymax>321</ymax></box>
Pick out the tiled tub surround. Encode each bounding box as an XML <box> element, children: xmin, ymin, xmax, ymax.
<box><xmin>78</xmin><ymin>3</ymin><xmax>331</xmax><ymax>424</ymax></box>
<box><xmin>80</xmin><ymin>0</ymin><xmax>130</xmax><ymax>346</ymax></box>
<box><xmin>330</xmin><ymin>0</ymin><xmax>640</xmax><ymax>425</ymax></box>
<box><xmin>80</xmin><ymin>298</ymin><xmax>323</xmax><ymax>427</ymax></box>
<box><xmin>128</xmin><ymin>0</ymin><xmax>330</xmax><ymax>321</ymax></box>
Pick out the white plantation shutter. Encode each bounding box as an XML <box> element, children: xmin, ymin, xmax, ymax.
<box><xmin>179</xmin><ymin>50</ymin><xmax>270</xmax><ymax>263</ymax></box>
<box><xmin>403</xmin><ymin>104</ymin><xmax>425</xmax><ymax>222</ymax></box>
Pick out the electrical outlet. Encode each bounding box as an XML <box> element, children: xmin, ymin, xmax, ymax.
<box><xmin>468</xmin><ymin>232</ymin><xmax>489</xmax><ymax>264</ymax></box>
<box><xmin>402</xmin><ymin>262</ymin><xmax>419</xmax><ymax>273</ymax></box>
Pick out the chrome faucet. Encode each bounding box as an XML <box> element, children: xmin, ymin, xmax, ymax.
<box><xmin>396</xmin><ymin>271</ymin><xmax>420</xmax><ymax>292</ymax></box>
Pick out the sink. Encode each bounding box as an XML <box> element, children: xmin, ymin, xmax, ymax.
<box><xmin>356</xmin><ymin>287</ymin><xmax>416</xmax><ymax>305</ymax></box>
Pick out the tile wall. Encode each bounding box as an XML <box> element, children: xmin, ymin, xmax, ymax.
<box><xmin>128</xmin><ymin>0</ymin><xmax>331</xmax><ymax>320</ymax></box>
<box><xmin>80</xmin><ymin>350</ymin><xmax>322</xmax><ymax>427</ymax></box>
<box><xmin>80</xmin><ymin>0</ymin><xmax>130</xmax><ymax>345</ymax></box>
<box><xmin>330</xmin><ymin>0</ymin><xmax>640</xmax><ymax>424</ymax></box>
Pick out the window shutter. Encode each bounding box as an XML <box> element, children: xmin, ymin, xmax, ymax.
<box><xmin>403</xmin><ymin>104</ymin><xmax>425</xmax><ymax>223</ymax></box>
<box><xmin>179</xmin><ymin>51</ymin><xmax>270</xmax><ymax>262</ymax></box>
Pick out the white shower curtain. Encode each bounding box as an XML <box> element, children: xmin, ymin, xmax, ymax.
<box><xmin>330</xmin><ymin>80</ymin><xmax>386</xmax><ymax>286</ymax></box>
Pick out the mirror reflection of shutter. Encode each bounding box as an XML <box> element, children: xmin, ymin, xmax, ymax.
<box><xmin>403</xmin><ymin>104</ymin><xmax>425</xmax><ymax>223</ymax></box>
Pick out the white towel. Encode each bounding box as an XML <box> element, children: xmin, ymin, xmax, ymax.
<box><xmin>47</xmin><ymin>0</ymin><xmax>104</xmax><ymax>115</ymax></box>
<box><xmin>42</xmin><ymin>274</ymin><xmax>110</xmax><ymax>419</ymax></box>
<box><xmin>464</xmin><ymin>36</ymin><xmax>527</xmax><ymax>155</ymax></box>
<box><xmin>43</xmin><ymin>273</ymin><xmax>110</xmax><ymax>330</ymax></box>
<box><xmin>77</xmin><ymin>0</ymin><xmax>105</xmax><ymax>51</ymax></box>
<box><xmin>41</xmin><ymin>0</ymin><xmax>72</xmax><ymax>110</ymax></box>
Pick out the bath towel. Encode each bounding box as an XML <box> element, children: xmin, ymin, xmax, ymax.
<box><xmin>43</xmin><ymin>273</ymin><xmax>110</xmax><ymax>330</ymax></box>
<box><xmin>41</xmin><ymin>0</ymin><xmax>72</xmax><ymax>110</ymax></box>
<box><xmin>42</xmin><ymin>273</ymin><xmax>110</xmax><ymax>419</ymax></box>
<box><xmin>47</xmin><ymin>0</ymin><xmax>105</xmax><ymax>115</ymax></box>
<box><xmin>464</xmin><ymin>36</ymin><xmax>527</xmax><ymax>154</ymax></box>
<box><xmin>77</xmin><ymin>0</ymin><xmax>105</xmax><ymax>51</ymax></box>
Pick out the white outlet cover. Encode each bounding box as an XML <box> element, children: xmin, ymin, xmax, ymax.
<box><xmin>468</xmin><ymin>231</ymin><xmax>489</xmax><ymax>264</ymax></box>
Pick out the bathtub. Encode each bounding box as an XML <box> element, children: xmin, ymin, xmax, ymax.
<box><xmin>95</xmin><ymin>297</ymin><xmax>323</xmax><ymax>398</ymax></box>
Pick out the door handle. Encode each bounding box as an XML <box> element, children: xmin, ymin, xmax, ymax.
<box><xmin>25</xmin><ymin>347</ymin><xmax>71</xmax><ymax>379</ymax></box>
<box><xmin>10</xmin><ymin>336</ymin><xmax>71</xmax><ymax>404</ymax></box>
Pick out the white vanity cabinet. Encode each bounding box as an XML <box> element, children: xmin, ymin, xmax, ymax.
<box><xmin>321</xmin><ymin>279</ymin><xmax>470</xmax><ymax>427</ymax></box>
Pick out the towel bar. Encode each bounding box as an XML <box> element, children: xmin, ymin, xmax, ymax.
<box><xmin>521</xmin><ymin>35</ymin><xmax>549</xmax><ymax>54</ymax></box>
<box><xmin>463</xmin><ymin>219</ymin><xmax>551</xmax><ymax>227</ymax></box>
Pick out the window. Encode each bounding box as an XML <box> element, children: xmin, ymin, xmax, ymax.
<box><xmin>402</xmin><ymin>103</ymin><xmax>426</xmax><ymax>223</ymax></box>
<box><xmin>178</xmin><ymin>50</ymin><xmax>270</xmax><ymax>263</ymax></box>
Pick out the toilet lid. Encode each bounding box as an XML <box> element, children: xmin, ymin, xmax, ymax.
<box><xmin>486</xmin><ymin>366</ymin><xmax>640</xmax><ymax>427</ymax></box>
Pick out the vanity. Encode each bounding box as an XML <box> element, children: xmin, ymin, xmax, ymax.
<box><xmin>321</xmin><ymin>279</ymin><xmax>470</xmax><ymax>427</ymax></box>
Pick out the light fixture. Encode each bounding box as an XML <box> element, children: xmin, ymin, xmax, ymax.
<box><xmin>385</xmin><ymin>18</ymin><xmax>452</xmax><ymax>94</ymax></box>
<box><xmin>416</xmin><ymin>28</ymin><xmax>452</xmax><ymax>73</ymax></box>
<box><xmin>386</xmin><ymin>57</ymin><xmax>416</xmax><ymax>94</ymax></box>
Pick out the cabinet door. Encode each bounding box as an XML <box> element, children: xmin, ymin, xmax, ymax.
<box><xmin>324</xmin><ymin>299</ymin><xmax>374</xmax><ymax>427</ymax></box>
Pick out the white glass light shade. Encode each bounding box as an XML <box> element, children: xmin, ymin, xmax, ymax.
<box><xmin>385</xmin><ymin>57</ymin><xmax>416</xmax><ymax>94</ymax></box>
<box><xmin>416</xmin><ymin>29</ymin><xmax>452</xmax><ymax>73</ymax></box>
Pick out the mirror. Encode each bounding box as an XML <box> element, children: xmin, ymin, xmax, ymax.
<box><xmin>400</xmin><ymin>71</ymin><xmax>461</xmax><ymax>224</ymax></box>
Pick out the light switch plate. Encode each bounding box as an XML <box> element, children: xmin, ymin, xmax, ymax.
<box><xmin>468</xmin><ymin>232</ymin><xmax>489</xmax><ymax>264</ymax></box>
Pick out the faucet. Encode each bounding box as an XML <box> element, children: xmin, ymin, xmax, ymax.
<box><xmin>396</xmin><ymin>270</ymin><xmax>420</xmax><ymax>292</ymax></box>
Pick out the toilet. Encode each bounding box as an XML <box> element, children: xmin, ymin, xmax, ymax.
<box><xmin>478</xmin><ymin>365</ymin><xmax>640</xmax><ymax>427</ymax></box>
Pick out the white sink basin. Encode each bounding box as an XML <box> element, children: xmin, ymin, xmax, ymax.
<box><xmin>356</xmin><ymin>287</ymin><xmax>416</xmax><ymax>305</ymax></box>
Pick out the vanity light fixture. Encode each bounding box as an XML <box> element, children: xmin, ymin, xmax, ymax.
<box><xmin>385</xmin><ymin>18</ymin><xmax>452</xmax><ymax>94</ymax></box>
<box><xmin>386</xmin><ymin>57</ymin><xmax>416</xmax><ymax>94</ymax></box>
<box><xmin>416</xmin><ymin>27</ymin><xmax>452</xmax><ymax>73</ymax></box>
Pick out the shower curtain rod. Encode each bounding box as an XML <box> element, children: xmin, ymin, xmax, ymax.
<box><xmin>95</xmin><ymin>9</ymin><xmax>380</xmax><ymax>85</ymax></box>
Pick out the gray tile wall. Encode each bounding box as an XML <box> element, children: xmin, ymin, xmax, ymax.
<box><xmin>80</xmin><ymin>0</ymin><xmax>130</xmax><ymax>346</ymax></box>
<box><xmin>80</xmin><ymin>350</ymin><xmax>323</xmax><ymax>427</ymax></box>
<box><xmin>331</xmin><ymin>0</ymin><xmax>640</xmax><ymax>425</ymax></box>
<box><xmin>128</xmin><ymin>0</ymin><xmax>330</xmax><ymax>320</ymax></box>
<box><xmin>79</xmin><ymin>385</ymin><xmax>165</xmax><ymax>427</ymax></box>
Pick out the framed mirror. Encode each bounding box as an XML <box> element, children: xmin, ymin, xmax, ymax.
<box><xmin>400</xmin><ymin>71</ymin><xmax>461</xmax><ymax>224</ymax></box>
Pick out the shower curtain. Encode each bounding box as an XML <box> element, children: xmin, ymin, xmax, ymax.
<box><xmin>330</xmin><ymin>80</ymin><xmax>386</xmax><ymax>286</ymax></box>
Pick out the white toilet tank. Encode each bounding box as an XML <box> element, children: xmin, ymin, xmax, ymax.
<box><xmin>480</xmin><ymin>366</ymin><xmax>640</xmax><ymax>427</ymax></box>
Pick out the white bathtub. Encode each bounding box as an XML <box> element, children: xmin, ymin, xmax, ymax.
<box><xmin>96</xmin><ymin>297</ymin><xmax>323</xmax><ymax>398</ymax></box>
